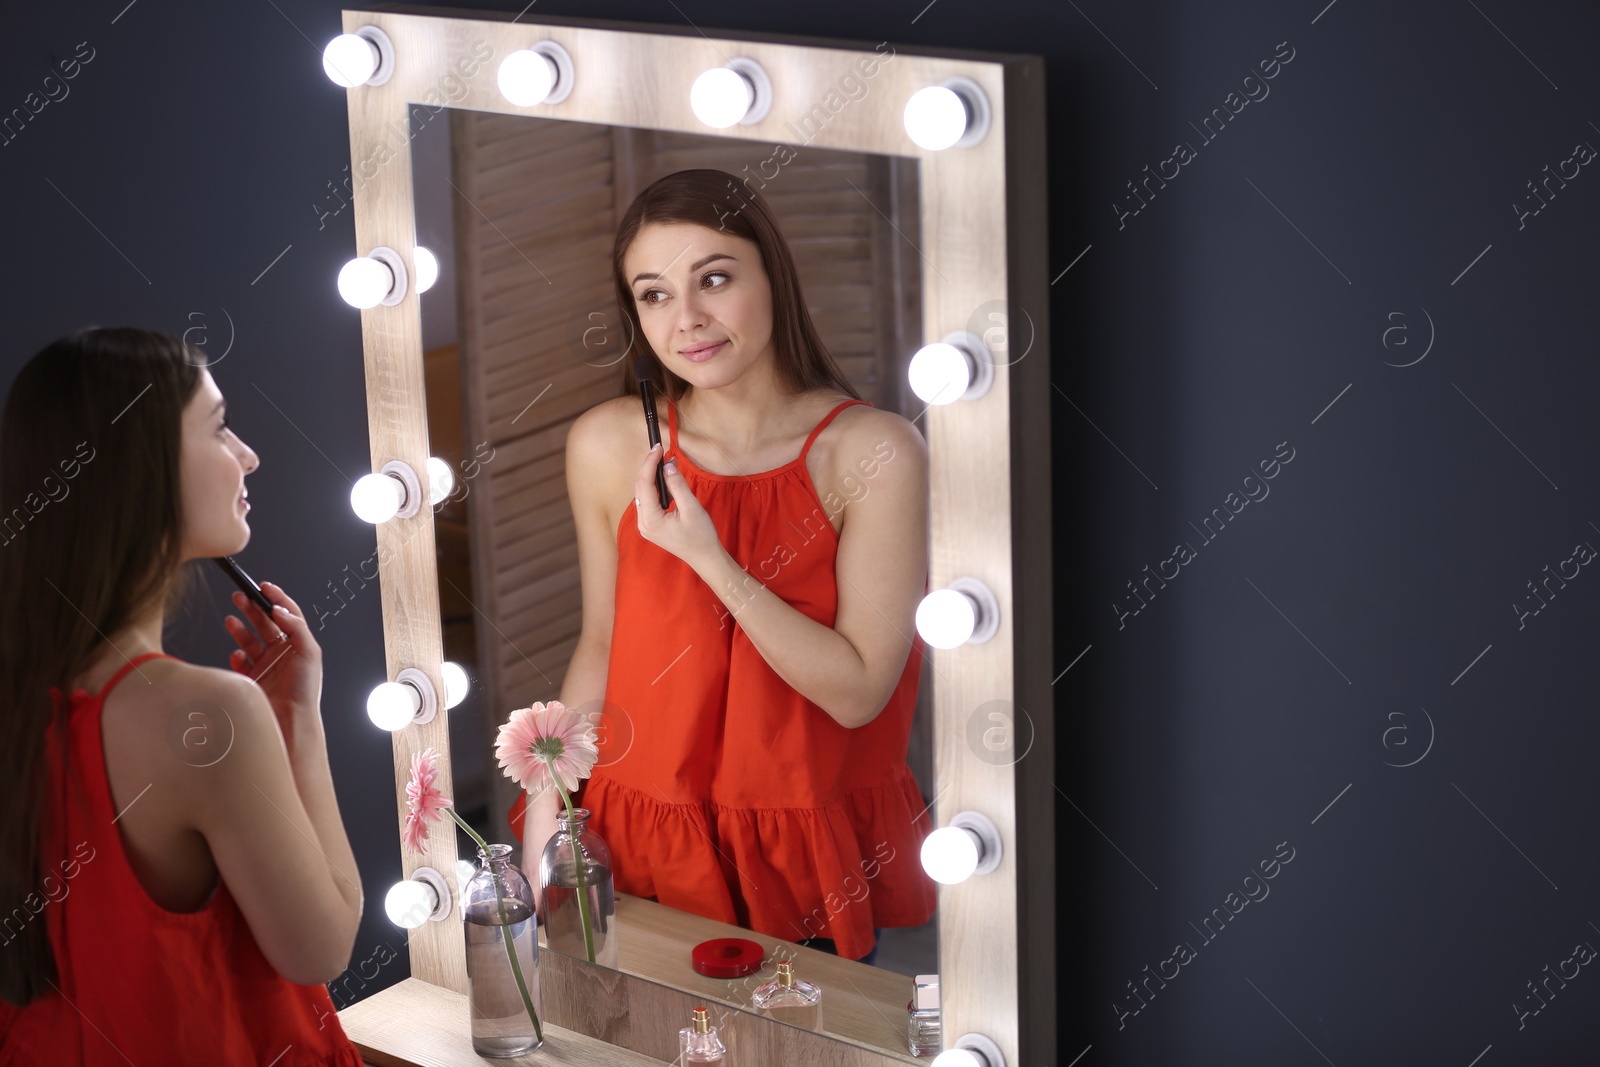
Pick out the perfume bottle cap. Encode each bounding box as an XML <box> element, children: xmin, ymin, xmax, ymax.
<box><xmin>913</xmin><ymin>974</ymin><xmax>940</xmax><ymax>1011</ymax></box>
<box><xmin>776</xmin><ymin>959</ymin><xmax>796</xmax><ymax>987</ymax></box>
<box><xmin>691</xmin><ymin>1006</ymin><xmax>711</xmax><ymax>1034</ymax></box>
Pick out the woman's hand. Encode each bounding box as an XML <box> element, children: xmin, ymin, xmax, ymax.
<box><xmin>223</xmin><ymin>582</ymin><xmax>324</xmax><ymax>743</ymax></box>
<box><xmin>633</xmin><ymin>442</ymin><xmax>724</xmax><ymax>572</ymax></box>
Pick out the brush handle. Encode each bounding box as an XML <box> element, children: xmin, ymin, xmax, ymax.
<box><xmin>213</xmin><ymin>556</ymin><xmax>275</xmax><ymax>616</ymax></box>
<box><xmin>640</xmin><ymin>382</ymin><xmax>671</xmax><ymax>509</ymax></box>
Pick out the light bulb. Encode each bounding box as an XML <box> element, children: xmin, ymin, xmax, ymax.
<box><xmin>498</xmin><ymin>49</ymin><xmax>559</xmax><ymax>106</ymax></box>
<box><xmin>908</xmin><ymin>343</ymin><xmax>973</xmax><ymax>406</ymax></box>
<box><xmin>337</xmin><ymin>256</ymin><xmax>395</xmax><ymax>309</ymax></box>
<box><xmin>367</xmin><ymin>680</ymin><xmax>421</xmax><ymax>731</ymax></box>
<box><xmin>351</xmin><ymin>472</ymin><xmax>405</xmax><ymax>523</ymax></box>
<box><xmin>916</xmin><ymin>588</ymin><xmax>977</xmax><ymax>649</ymax></box>
<box><xmin>426</xmin><ymin>456</ymin><xmax>455</xmax><ymax>506</ymax></box>
<box><xmin>323</xmin><ymin>33</ymin><xmax>379</xmax><ymax>87</ymax></box>
<box><xmin>904</xmin><ymin>85</ymin><xmax>968</xmax><ymax>150</ymax></box>
<box><xmin>441</xmin><ymin>661</ymin><xmax>469</xmax><ymax>709</ymax></box>
<box><xmin>921</xmin><ymin>825</ymin><xmax>981</xmax><ymax>884</ymax></box>
<box><xmin>691</xmin><ymin>66</ymin><xmax>754</xmax><ymax>128</ymax></box>
<box><xmin>385</xmin><ymin>879</ymin><xmax>437</xmax><ymax>929</ymax></box>
<box><xmin>413</xmin><ymin>247</ymin><xmax>439</xmax><ymax>294</ymax></box>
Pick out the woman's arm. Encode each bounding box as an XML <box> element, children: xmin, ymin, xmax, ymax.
<box><xmin>659</xmin><ymin>413</ymin><xmax>929</xmax><ymax>730</ymax></box>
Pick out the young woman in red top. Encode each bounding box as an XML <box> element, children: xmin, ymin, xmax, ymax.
<box><xmin>0</xmin><ymin>328</ymin><xmax>365</xmax><ymax>1064</ymax></box>
<box><xmin>510</xmin><ymin>169</ymin><xmax>937</xmax><ymax>963</ymax></box>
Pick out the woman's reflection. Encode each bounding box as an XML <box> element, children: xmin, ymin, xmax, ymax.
<box><xmin>511</xmin><ymin>169</ymin><xmax>935</xmax><ymax>963</ymax></box>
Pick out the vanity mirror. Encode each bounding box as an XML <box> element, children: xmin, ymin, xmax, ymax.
<box><xmin>337</xmin><ymin>6</ymin><xmax>1053</xmax><ymax>1065</ymax></box>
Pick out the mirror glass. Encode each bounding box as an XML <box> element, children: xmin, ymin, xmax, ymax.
<box><xmin>410</xmin><ymin>103</ymin><xmax>936</xmax><ymax>1060</ymax></box>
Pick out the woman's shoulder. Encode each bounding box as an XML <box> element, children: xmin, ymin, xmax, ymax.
<box><xmin>813</xmin><ymin>395</ymin><xmax>926</xmax><ymax>468</ymax></box>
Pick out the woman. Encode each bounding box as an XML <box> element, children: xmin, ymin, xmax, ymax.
<box><xmin>0</xmin><ymin>328</ymin><xmax>364</xmax><ymax>1064</ymax></box>
<box><xmin>511</xmin><ymin>169</ymin><xmax>937</xmax><ymax>963</ymax></box>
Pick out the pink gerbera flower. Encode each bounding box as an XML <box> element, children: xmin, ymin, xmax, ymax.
<box><xmin>495</xmin><ymin>701</ymin><xmax>599</xmax><ymax>797</ymax></box>
<box><xmin>402</xmin><ymin>747</ymin><xmax>454</xmax><ymax>855</ymax></box>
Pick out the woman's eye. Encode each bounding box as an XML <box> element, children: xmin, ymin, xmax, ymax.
<box><xmin>219</xmin><ymin>416</ymin><xmax>233</xmax><ymax>435</ymax></box>
<box><xmin>639</xmin><ymin>272</ymin><xmax>728</xmax><ymax>305</ymax></box>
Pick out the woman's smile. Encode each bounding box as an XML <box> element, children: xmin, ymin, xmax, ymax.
<box><xmin>681</xmin><ymin>340</ymin><xmax>726</xmax><ymax>363</ymax></box>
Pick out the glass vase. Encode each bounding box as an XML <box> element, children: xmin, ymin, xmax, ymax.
<box><xmin>463</xmin><ymin>843</ymin><xmax>542</xmax><ymax>1057</ymax></box>
<box><xmin>538</xmin><ymin>807</ymin><xmax>618</xmax><ymax>968</ymax></box>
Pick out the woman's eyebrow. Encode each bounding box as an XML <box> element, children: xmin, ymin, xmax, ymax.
<box><xmin>631</xmin><ymin>253</ymin><xmax>736</xmax><ymax>286</ymax></box>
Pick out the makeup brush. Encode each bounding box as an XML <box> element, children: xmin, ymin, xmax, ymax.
<box><xmin>636</xmin><ymin>353</ymin><xmax>672</xmax><ymax>509</ymax></box>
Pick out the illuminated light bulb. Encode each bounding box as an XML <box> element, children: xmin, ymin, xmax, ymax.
<box><xmin>917</xmin><ymin>588</ymin><xmax>976</xmax><ymax>649</ymax></box>
<box><xmin>904</xmin><ymin>86</ymin><xmax>966</xmax><ymax>150</ymax></box>
<box><xmin>903</xmin><ymin>76</ymin><xmax>991</xmax><ymax>151</ymax></box>
<box><xmin>920</xmin><ymin>812</ymin><xmax>1003</xmax><ymax>885</ymax></box>
<box><xmin>338</xmin><ymin>256</ymin><xmax>394</xmax><ymax>309</ymax></box>
<box><xmin>323</xmin><ymin>33</ymin><xmax>379</xmax><ymax>87</ymax></box>
<box><xmin>915</xmin><ymin>578</ymin><xmax>1000</xmax><ymax>648</ymax></box>
<box><xmin>691</xmin><ymin>67</ymin><xmax>752</xmax><ymax>128</ymax></box>
<box><xmin>441</xmin><ymin>661</ymin><xmax>469</xmax><ymax>709</ymax></box>
<box><xmin>909</xmin><ymin>343</ymin><xmax>972</xmax><ymax>405</ymax></box>
<box><xmin>933</xmin><ymin>1034</ymin><xmax>1006</xmax><ymax>1067</ymax></box>
<box><xmin>498</xmin><ymin>48</ymin><xmax>559</xmax><ymax>105</ymax></box>
<box><xmin>931</xmin><ymin>1051</ymin><xmax>984</xmax><ymax>1067</ymax></box>
<box><xmin>367</xmin><ymin>680</ymin><xmax>421</xmax><ymax>731</ymax></box>
<box><xmin>921</xmin><ymin>826</ymin><xmax>980</xmax><ymax>884</ymax></box>
<box><xmin>351</xmin><ymin>472</ymin><xmax>405</xmax><ymax>523</ymax></box>
<box><xmin>413</xmin><ymin>247</ymin><xmax>439</xmax><ymax>294</ymax></box>
<box><xmin>385</xmin><ymin>879</ymin><xmax>436</xmax><ymax>929</ymax></box>
<box><xmin>426</xmin><ymin>456</ymin><xmax>455</xmax><ymax>506</ymax></box>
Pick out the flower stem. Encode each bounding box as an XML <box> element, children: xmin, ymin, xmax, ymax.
<box><xmin>447</xmin><ymin>807</ymin><xmax>542</xmax><ymax>1043</ymax></box>
<box><xmin>544</xmin><ymin>769</ymin><xmax>597</xmax><ymax>965</ymax></box>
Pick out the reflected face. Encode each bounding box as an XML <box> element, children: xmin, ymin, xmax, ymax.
<box><xmin>624</xmin><ymin>222</ymin><xmax>775</xmax><ymax>390</ymax></box>
<box><xmin>179</xmin><ymin>369</ymin><xmax>259</xmax><ymax>559</ymax></box>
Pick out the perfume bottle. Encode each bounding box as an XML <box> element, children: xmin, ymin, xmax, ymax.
<box><xmin>907</xmin><ymin>974</ymin><xmax>941</xmax><ymax>1057</ymax></box>
<box><xmin>679</xmin><ymin>1005</ymin><xmax>727</xmax><ymax>1065</ymax></box>
<box><xmin>751</xmin><ymin>959</ymin><xmax>823</xmax><ymax>1031</ymax></box>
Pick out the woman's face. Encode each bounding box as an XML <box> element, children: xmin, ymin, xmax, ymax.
<box><xmin>623</xmin><ymin>222</ymin><xmax>774</xmax><ymax>390</ymax></box>
<box><xmin>179</xmin><ymin>368</ymin><xmax>258</xmax><ymax>559</ymax></box>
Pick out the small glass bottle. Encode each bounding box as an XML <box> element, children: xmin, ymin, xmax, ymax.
<box><xmin>907</xmin><ymin>973</ymin><xmax>941</xmax><ymax>1057</ymax></box>
<box><xmin>679</xmin><ymin>1005</ymin><xmax>728</xmax><ymax>1065</ymax></box>
<box><xmin>751</xmin><ymin>959</ymin><xmax>823</xmax><ymax>1031</ymax></box>
<box><xmin>462</xmin><ymin>843</ymin><xmax>542</xmax><ymax>1057</ymax></box>
<box><xmin>538</xmin><ymin>807</ymin><xmax>618</xmax><ymax>968</ymax></box>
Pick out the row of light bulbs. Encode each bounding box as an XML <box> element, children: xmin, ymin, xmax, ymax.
<box><xmin>324</xmin><ymin>27</ymin><xmax>990</xmax><ymax>152</ymax></box>
<box><xmin>332</xmin><ymin>28</ymin><xmax>1010</xmax><ymax>1061</ymax></box>
<box><xmin>343</xmin><ymin>240</ymin><xmax>997</xmax><ymax>409</ymax></box>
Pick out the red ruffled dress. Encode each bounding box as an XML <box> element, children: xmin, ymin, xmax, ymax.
<box><xmin>0</xmin><ymin>651</ymin><xmax>365</xmax><ymax>1066</ymax></box>
<box><xmin>510</xmin><ymin>396</ymin><xmax>937</xmax><ymax>961</ymax></box>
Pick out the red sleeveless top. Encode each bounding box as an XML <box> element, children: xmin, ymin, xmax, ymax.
<box><xmin>0</xmin><ymin>651</ymin><xmax>365</xmax><ymax>1067</ymax></box>
<box><xmin>510</xmin><ymin>396</ymin><xmax>937</xmax><ymax>961</ymax></box>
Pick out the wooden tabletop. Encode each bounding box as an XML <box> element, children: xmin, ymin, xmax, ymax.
<box><xmin>338</xmin><ymin>977</ymin><xmax>671</xmax><ymax>1066</ymax></box>
<box><xmin>593</xmin><ymin>893</ymin><xmax>920</xmax><ymax>1061</ymax></box>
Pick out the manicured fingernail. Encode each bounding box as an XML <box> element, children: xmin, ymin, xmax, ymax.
<box><xmin>274</xmin><ymin>605</ymin><xmax>289</xmax><ymax>615</ymax></box>
<box><xmin>664</xmin><ymin>461</ymin><xmax>678</xmax><ymax>475</ymax></box>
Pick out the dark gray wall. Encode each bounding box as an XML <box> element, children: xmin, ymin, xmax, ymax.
<box><xmin>5</xmin><ymin>1</ymin><xmax>1597</xmax><ymax>1063</ymax></box>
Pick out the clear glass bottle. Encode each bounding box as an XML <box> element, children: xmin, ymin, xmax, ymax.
<box><xmin>538</xmin><ymin>807</ymin><xmax>618</xmax><ymax>968</ymax></box>
<box><xmin>907</xmin><ymin>973</ymin><xmax>941</xmax><ymax>1056</ymax></box>
<box><xmin>751</xmin><ymin>958</ymin><xmax>823</xmax><ymax>1031</ymax></box>
<box><xmin>679</xmin><ymin>1005</ymin><xmax>728</xmax><ymax>1064</ymax></box>
<box><xmin>463</xmin><ymin>843</ymin><xmax>542</xmax><ymax>1057</ymax></box>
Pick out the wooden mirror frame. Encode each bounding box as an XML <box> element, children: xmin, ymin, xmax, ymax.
<box><xmin>340</xmin><ymin>5</ymin><xmax>1054</xmax><ymax>1064</ymax></box>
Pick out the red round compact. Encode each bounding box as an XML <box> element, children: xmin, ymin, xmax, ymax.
<box><xmin>691</xmin><ymin>938</ymin><xmax>765</xmax><ymax>978</ymax></box>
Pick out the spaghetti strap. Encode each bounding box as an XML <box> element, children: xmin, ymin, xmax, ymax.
<box><xmin>98</xmin><ymin>651</ymin><xmax>175</xmax><ymax>702</ymax></box>
<box><xmin>799</xmin><ymin>399</ymin><xmax>872</xmax><ymax>461</ymax></box>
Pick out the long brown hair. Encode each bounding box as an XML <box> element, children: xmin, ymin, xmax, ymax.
<box><xmin>0</xmin><ymin>327</ymin><xmax>205</xmax><ymax>1007</ymax></box>
<box><xmin>613</xmin><ymin>168</ymin><xmax>861</xmax><ymax>405</ymax></box>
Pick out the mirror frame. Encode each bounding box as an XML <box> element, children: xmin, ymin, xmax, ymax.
<box><xmin>340</xmin><ymin>5</ymin><xmax>1054</xmax><ymax>1063</ymax></box>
